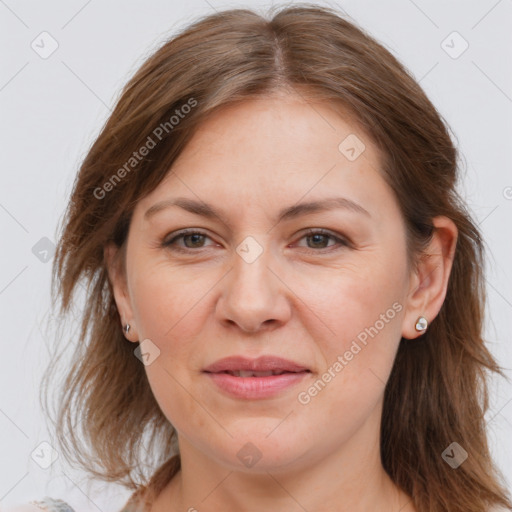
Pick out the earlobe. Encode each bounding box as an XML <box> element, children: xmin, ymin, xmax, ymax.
<box><xmin>401</xmin><ymin>216</ymin><xmax>458</xmax><ymax>340</ymax></box>
<box><xmin>104</xmin><ymin>242</ymin><xmax>138</xmax><ymax>342</ymax></box>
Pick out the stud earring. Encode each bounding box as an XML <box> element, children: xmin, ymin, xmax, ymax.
<box><xmin>415</xmin><ymin>316</ymin><xmax>428</xmax><ymax>332</ymax></box>
<box><xmin>124</xmin><ymin>323</ymin><xmax>131</xmax><ymax>334</ymax></box>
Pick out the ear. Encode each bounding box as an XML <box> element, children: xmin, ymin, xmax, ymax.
<box><xmin>104</xmin><ymin>242</ymin><xmax>138</xmax><ymax>342</ymax></box>
<box><xmin>401</xmin><ymin>216</ymin><xmax>458</xmax><ymax>340</ymax></box>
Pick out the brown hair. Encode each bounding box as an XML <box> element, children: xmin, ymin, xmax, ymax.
<box><xmin>42</xmin><ymin>4</ymin><xmax>512</xmax><ymax>511</ymax></box>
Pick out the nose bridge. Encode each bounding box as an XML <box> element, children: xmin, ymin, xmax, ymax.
<box><xmin>217</xmin><ymin>234</ymin><xmax>290</xmax><ymax>332</ymax></box>
<box><xmin>231</xmin><ymin>234</ymin><xmax>276</xmax><ymax>305</ymax></box>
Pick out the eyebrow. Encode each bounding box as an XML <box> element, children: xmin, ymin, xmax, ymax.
<box><xmin>144</xmin><ymin>196</ymin><xmax>371</xmax><ymax>226</ymax></box>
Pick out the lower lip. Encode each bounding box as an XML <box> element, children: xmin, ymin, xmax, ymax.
<box><xmin>204</xmin><ymin>371</ymin><xmax>310</xmax><ymax>399</ymax></box>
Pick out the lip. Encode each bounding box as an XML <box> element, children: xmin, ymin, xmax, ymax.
<box><xmin>205</xmin><ymin>372</ymin><xmax>309</xmax><ymax>399</ymax></box>
<box><xmin>203</xmin><ymin>355</ymin><xmax>311</xmax><ymax>400</ymax></box>
<box><xmin>203</xmin><ymin>355</ymin><xmax>310</xmax><ymax>373</ymax></box>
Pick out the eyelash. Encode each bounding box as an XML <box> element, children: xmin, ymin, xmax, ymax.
<box><xmin>162</xmin><ymin>228</ymin><xmax>349</xmax><ymax>254</ymax></box>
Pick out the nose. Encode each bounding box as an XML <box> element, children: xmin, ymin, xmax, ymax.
<box><xmin>216</xmin><ymin>243</ymin><xmax>292</xmax><ymax>334</ymax></box>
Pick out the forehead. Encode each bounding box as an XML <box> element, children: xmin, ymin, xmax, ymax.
<box><xmin>180</xmin><ymin>94</ymin><xmax>376</xmax><ymax>166</ymax></box>
<box><xmin>134</xmin><ymin>94</ymin><xmax>398</xmax><ymax>224</ymax></box>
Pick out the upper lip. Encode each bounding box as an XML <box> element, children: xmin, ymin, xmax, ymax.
<box><xmin>203</xmin><ymin>355</ymin><xmax>310</xmax><ymax>373</ymax></box>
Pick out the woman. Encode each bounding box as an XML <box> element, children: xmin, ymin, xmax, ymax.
<box><xmin>9</xmin><ymin>4</ymin><xmax>511</xmax><ymax>512</ymax></box>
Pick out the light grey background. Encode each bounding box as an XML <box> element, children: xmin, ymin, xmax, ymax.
<box><xmin>1</xmin><ymin>0</ymin><xmax>511</xmax><ymax>510</ymax></box>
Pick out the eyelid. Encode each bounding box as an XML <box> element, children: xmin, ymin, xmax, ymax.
<box><xmin>294</xmin><ymin>228</ymin><xmax>350</xmax><ymax>250</ymax></box>
<box><xmin>163</xmin><ymin>228</ymin><xmax>216</xmax><ymax>249</ymax></box>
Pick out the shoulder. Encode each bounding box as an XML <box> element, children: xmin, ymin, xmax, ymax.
<box><xmin>0</xmin><ymin>497</ymin><xmax>76</xmax><ymax>512</ymax></box>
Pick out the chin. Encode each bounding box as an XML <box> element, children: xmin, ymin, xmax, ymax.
<box><xmin>207</xmin><ymin>428</ymin><xmax>314</xmax><ymax>473</ymax></box>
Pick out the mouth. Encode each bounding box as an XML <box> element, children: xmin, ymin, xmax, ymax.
<box><xmin>211</xmin><ymin>369</ymin><xmax>310</xmax><ymax>377</ymax></box>
<box><xmin>202</xmin><ymin>354</ymin><xmax>311</xmax><ymax>374</ymax></box>
<box><xmin>202</xmin><ymin>355</ymin><xmax>312</xmax><ymax>399</ymax></box>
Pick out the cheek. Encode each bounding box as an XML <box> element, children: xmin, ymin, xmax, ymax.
<box><xmin>291</xmin><ymin>254</ymin><xmax>406</xmax><ymax>412</ymax></box>
<box><xmin>128</xmin><ymin>261</ymin><xmax>216</xmax><ymax>423</ymax></box>
<box><xmin>129</xmin><ymin>265</ymin><xmax>207</xmax><ymax>427</ymax></box>
<box><xmin>129</xmin><ymin>259</ymin><xmax>217</xmax><ymax>342</ymax></box>
<box><xmin>289</xmin><ymin>251</ymin><xmax>407</xmax><ymax>350</ymax></box>
<box><xmin>144</xmin><ymin>361</ymin><xmax>213</xmax><ymax>449</ymax></box>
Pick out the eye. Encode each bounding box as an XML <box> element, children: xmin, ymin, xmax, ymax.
<box><xmin>162</xmin><ymin>229</ymin><xmax>217</xmax><ymax>252</ymax></box>
<box><xmin>162</xmin><ymin>228</ymin><xmax>349</xmax><ymax>254</ymax></box>
<box><xmin>294</xmin><ymin>229</ymin><xmax>349</xmax><ymax>253</ymax></box>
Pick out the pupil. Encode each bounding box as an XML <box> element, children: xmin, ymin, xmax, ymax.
<box><xmin>185</xmin><ymin>234</ymin><xmax>204</xmax><ymax>247</ymax></box>
<box><xmin>310</xmin><ymin>234</ymin><xmax>327</xmax><ymax>248</ymax></box>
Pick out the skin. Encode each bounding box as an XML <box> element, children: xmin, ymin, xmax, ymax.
<box><xmin>106</xmin><ymin>91</ymin><xmax>458</xmax><ymax>512</ymax></box>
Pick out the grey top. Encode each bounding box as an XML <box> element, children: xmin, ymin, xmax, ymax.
<box><xmin>28</xmin><ymin>498</ymin><xmax>75</xmax><ymax>512</ymax></box>
<box><xmin>1</xmin><ymin>495</ymin><xmax>140</xmax><ymax>512</ymax></box>
<box><xmin>1</xmin><ymin>497</ymin><xmax>76</xmax><ymax>512</ymax></box>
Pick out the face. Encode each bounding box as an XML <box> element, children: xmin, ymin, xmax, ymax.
<box><xmin>110</xmin><ymin>92</ymin><xmax>419</xmax><ymax>473</ymax></box>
